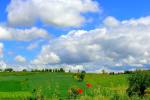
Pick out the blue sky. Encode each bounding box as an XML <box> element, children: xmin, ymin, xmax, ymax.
<box><xmin>0</xmin><ymin>0</ymin><xmax>150</xmax><ymax>73</ymax></box>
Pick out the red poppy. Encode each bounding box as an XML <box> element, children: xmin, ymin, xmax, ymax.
<box><xmin>78</xmin><ymin>89</ymin><xmax>83</xmax><ymax>93</ymax></box>
<box><xmin>86</xmin><ymin>84</ymin><xmax>91</xmax><ymax>87</ymax></box>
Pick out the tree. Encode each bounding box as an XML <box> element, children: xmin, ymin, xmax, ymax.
<box><xmin>58</xmin><ymin>69</ymin><xmax>60</xmax><ymax>72</ymax></box>
<box><xmin>31</xmin><ymin>69</ymin><xmax>34</xmax><ymax>72</ymax></box>
<box><xmin>126</xmin><ymin>68</ymin><xmax>150</xmax><ymax>98</ymax></box>
<box><xmin>124</xmin><ymin>70</ymin><xmax>130</xmax><ymax>74</ymax></box>
<box><xmin>109</xmin><ymin>72</ymin><xmax>114</xmax><ymax>75</ymax></box>
<box><xmin>69</xmin><ymin>70</ymin><xmax>71</xmax><ymax>73</ymax></box>
<box><xmin>55</xmin><ymin>68</ymin><xmax>57</xmax><ymax>72</ymax></box>
<box><xmin>35</xmin><ymin>69</ymin><xmax>38</xmax><ymax>72</ymax></box>
<box><xmin>102</xmin><ymin>69</ymin><xmax>105</xmax><ymax>74</ymax></box>
<box><xmin>60</xmin><ymin>68</ymin><xmax>65</xmax><ymax>72</ymax></box>
<box><xmin>4</xmin><ymin>68</ymin><xmax>7</xmax><ymax>72</ymax></box>
<box><xmin>5</xmin><ymin>68</ymin><xmax>13</xmax><ymax>72</ymax></box>
<box><xmin>0</xmin><ymin>69</ymin><xmax>3</xmax><ymax>71</ymax></box>
<box><xmin>42</xmin><ymin>69</ymin><xmax>45</xmax><ymax>72</ymax></box>
<box><xmin>49</xmin><ymin>69</ymin><xmax>52</xmax><ymax>72</ymax></box>
<box><xmin>45</xmin><ymin>69</ymin><xmax>48</xmax><ymax>72</ymax></box>
<box><xmin>81</xmin><ymin>71</ymin><xmax>86</xmax><ymax>73</ymax></box>
<box><xmin>22</xmin><ymin>69</ymin><xmax>27</xmax><ymax>72</ymax></box>
<box><xmin>79</xmin><ymin>73</ymin><xmax>85</xmax><ymax>81</ymax></box>
<box><xmin>53</xmin><ymin>69</ymin><xmax>55</xmax><ymax>72</ymax></box>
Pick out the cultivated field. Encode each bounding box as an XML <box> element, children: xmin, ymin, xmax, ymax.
<box><xmin>0</xmin><ymin>72</ymin><xmax>150</xmax><ymax>100</ymax></box>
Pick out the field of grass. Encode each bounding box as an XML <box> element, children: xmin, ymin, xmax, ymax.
<box><xmin>0</xmin><ymin>72</ymin><xmax>150</xmax><ymax>99</ymax></box>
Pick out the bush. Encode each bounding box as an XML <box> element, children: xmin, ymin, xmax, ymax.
<box><xmin>109</xmin><ymin>72</ymin><xmax>114</xmax><ymax>75</ymax></box>
<box><xmin>126</xmin><ymin>68</ymin><xmax>150</xmax><ymax>98</ymax></box>
<box><xmin>68</xmin><ymin>85</ymin><xmax>80</xmax><ymax>99</ymax></box>
<box><xmin>81</xmin><ymin>71</ymin><xmax>86</xmax><ymax>73</ymax></box>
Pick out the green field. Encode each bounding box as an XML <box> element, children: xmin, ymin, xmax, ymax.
<box><xmin>0</xmin><ymin>72</ymin><xmax>149</xmax><ymax>99</ymax></box>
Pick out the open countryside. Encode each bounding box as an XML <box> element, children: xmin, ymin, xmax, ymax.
<box><xmin>0</xmin><ymin>68</ymin><xmax>150</xmax><ymax>100</ymax></box>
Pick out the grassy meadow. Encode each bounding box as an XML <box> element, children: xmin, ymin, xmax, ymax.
<box><xmin>0</xmin><ymin>72</ymin><xmax>150</xmax><ymax>100</ymax></box>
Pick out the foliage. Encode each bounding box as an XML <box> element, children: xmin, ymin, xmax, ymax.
<box><xmin>102</xmin><ymin>69</ymin><xmax>105</xmax><ymax>74</ymax></box>
<box><xmin>81</xmin><ymin>71</ymin><xmax>86</xmax><ymax>73</ymax></box>
<box><xmin>78</xmin><ymin>73</ymin><xmax>85</xmax><ymax>81</ymax></box>
<box><xmin>68</xmin><ymin>85</ymin><xmax>80</xmax><ymax>99</ymax></box>
<box><xmin>58</xmin><ymin>69</ymin><xmax>60</xmax><ymax>72</ymax></box>
<box><xmin>31</xmin><ymin>69</ymin><xmax>34</xmax><ymax>72</ymax></box>
<box><xmin>124</xmin><ymin>70</ymin><xmax>131</xmax><ymax>74</ymax></box>
<box><xmin>49</xmin><ymin>69</ymin><xmax>52</xmax><ymax>72</ymax></box>
<box><xmin>42</xmin><ymin>69</ymin><xmax>45</xmax><ymax>72</ymax></box>
<box><xmin>109</xmin><ymin>72</ymin><xmax>114</xmax><ymax>75</ymax></box>
<box><xmin>22</xmin><ymin>69</ymin><xmax>27</xmax><ymax>72</ymax></box>
<box><xmin>69</xmin><ymin>70</ymin><xmax>71</xmax><ymax>73</ymax></box>
<box><xmin>55</xmin><ymin>68</ymin><xmax>57</xmax><ymax>72</ymax></box>
<box><xmin>126</xmin><ymin>68</ymin><xmax>150</xmax><ymax>98</ymax></box>
<box><xmin>60</xmin><ymin>68</ymin><xmax>65</xmax><ymax>72</ymax></box>
<box><xmin>0</xmin><ymin>69</ymin><xmax>3</xmax><ymax>71</ymax></box>
<box><xmin>45</xmin><ymin>69</ymin><xmax>48</xmax><ymax>72</ymax></box>
<box><xmin>53</xmin><ymin>69</ymin><xmax>55</xmax><ymax>72</ymax></box>
<box><xmin>4</xmin><ymin>68</ymin><xmax>13</xmax><ymax>72</ymax></box>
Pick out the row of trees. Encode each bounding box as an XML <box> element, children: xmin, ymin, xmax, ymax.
<box><xmin>102</xmin><ymin>69</ymin><xmax>150</xmax><ymax>75</ymax></box>
<box><xmin>0</xmin><ymin>68</ymin><xmax>13</xmax><ymax>72</ymax></box>
<box><xmin>30</xmin><ymin>68</ymin><xmax>65</xmax><ymax>72</ymax></box>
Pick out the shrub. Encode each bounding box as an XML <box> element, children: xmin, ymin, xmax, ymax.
<box><xmin>81</xmin><ymin>71</ymin><xmax>86</xmax><ymax>73</ymax></box>
<box><xmin>109</xmin><ymin>72</ymin><xmax>114</xmax><ymax>75</ymax></box>
<box><xmin>68</xmin><ymin>85</ymin><xmax>80</xmax><ymax>99</ymax></box>
<box><xmin>126</xmin><ymin>68</ymin><xmax>150</xmax><ymax>98</ymax></box>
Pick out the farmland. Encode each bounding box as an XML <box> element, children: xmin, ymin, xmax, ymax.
<box><xmin>0</xmin><ymin>72</ymin><xmax>150</xmax><ymax>99</ymax></box>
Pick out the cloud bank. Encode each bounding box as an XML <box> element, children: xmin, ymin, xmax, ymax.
<box><xmin>29</xmin><ymin>16</ymin><xmax>150</xmax><ymax>73</ymax></box>
<box><xmin>6</xmin><ymin>0</ymin><xmax>101</xmax><ymax>27</ymax></box>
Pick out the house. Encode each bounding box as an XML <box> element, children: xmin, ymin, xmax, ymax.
<box><xmin>105</xmin><ymin>72</ymin><xmax>108</xmax><ymax>74</ymax></box>
<box><xmin>144</xmin><ymin>70</ymin><xmax>148</xmax><ymax>72</ymax></box>
<box><xmin>118</xmin><ymin>72</ymin><xmax>124</xmax><ymax>74</ymax></box>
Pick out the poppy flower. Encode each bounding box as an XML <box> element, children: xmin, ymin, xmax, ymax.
<box><xmin>78</xmin><ymin>89</ymin><xmax>83</xmax><ymax>93</ymax></box>
<box><xmin>86</xmin><ymin>84</ymin><xmax>91</xmax><ymax>87</ymax></box>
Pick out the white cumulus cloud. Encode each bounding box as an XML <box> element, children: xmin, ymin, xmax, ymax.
<box><xmin>26</xmin><ymin>39</ymin><xmax>44</xmax><ymax>51</ymax></box>
<box><xmin>0</xmin><ymin>26</ymin><xmax>52</xmax><ymax>41</ymax></box>
<box><xmin>7</xmin><ymin>51</ymin><xmax>14</xmax><ymax>56</ymax></box>
<box><xmin>103</xmin><ymin>16</ymin><xmax>120</xmax><ymax>27</ymax></box>
<box><xmin>6</xmin><ymin>0</ymin><xmax>101</xmax><ymax>27</ymax></box>
<box><xmin>14</xmin><ymin>55</ymin><xmax>27</xmax><ymax>63</ymax></box>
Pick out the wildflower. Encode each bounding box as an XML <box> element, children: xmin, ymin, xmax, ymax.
<box><xmin>86</xmin><ymin>84</ymin><xmax>91</xmax><ymax>87</ymax></box>
<box><xmin>78</xmin><ymin>89</ymin><xmax>83</xmax><ymax>93</ymax></box>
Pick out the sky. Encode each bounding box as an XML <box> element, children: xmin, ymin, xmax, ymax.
<box><xmin>0</xmin><ymin>0</ymin><xmax>150</xmax><ymax>73</ymax></box>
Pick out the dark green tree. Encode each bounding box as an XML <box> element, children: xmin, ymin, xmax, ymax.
<box><xmin>81</xmin><ymin>71</ymin><xmax>86</xmax><ymax>73</ymax></box>
<box><xmin>31</xmin><ymin>69</ymin><xmax>34</xmax><ymax>72</ymax></box>
<box><xmin>126</xmin><ymin>68</ymin><xmax>150</xmax><ymax>98</ymax></box>
<box><xmin>49</xmin><ymin>69</ymin><xmax>52</xmax><ymax>72</ymax></box>
<box><xmin>53</xmin><ymin>69</ymin><xmax>55</xmax><ymax>72</ymax></box>
<box><xmin>4</xmin><ymin>68</ymin><xmax>7</xmax><ymax>72</ymax></box>
<box><xmin>60</xmin><ymin>68</ymin><xmax>65</xmax><ymax>72</ymax></box>
<box><xmin>35</xmin><ymin>69</ymin><xmax>38</xmax><ymax>72</ymax></box>
<box><xmin>79</xmin><ymin>73</ymin><xmax>85</xmax><ymax>81</ymax></box>
<box><xmin>22</xmin><ymin>69</ymin><xmax>27</xmax><ymax>72</ymax></box>
<box><xmin>69</xmin><ymin>70</ymin><xmax>71</xmax><ymax>73</ymax></box>
<box><xmin>102</xmin><ymin>69</ymin><xmax>105</xmax><ymax>74</ymax></box>
<box><xmin>55</xmin><ymin>68</ymin><xmax>57</xmax><ymax>72</ymax></box>
<box><xmin>42</xmin><ymin>69</ymin><xmax>45</xmax><ymax>72</ymax></box>
<box><xmin>0</xmin><ymin>69</ymin><xmax>3</xmax><ymax>71</ymax></box>
<box><xmin>58</xmin><ymin>69</ymin><xmax>60</xmax><ymax>72</ymax></box>
<box><xmin>45</xmin><ymin>69</ymin><xmax>48</xmax><ymax>72</ymax></box>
